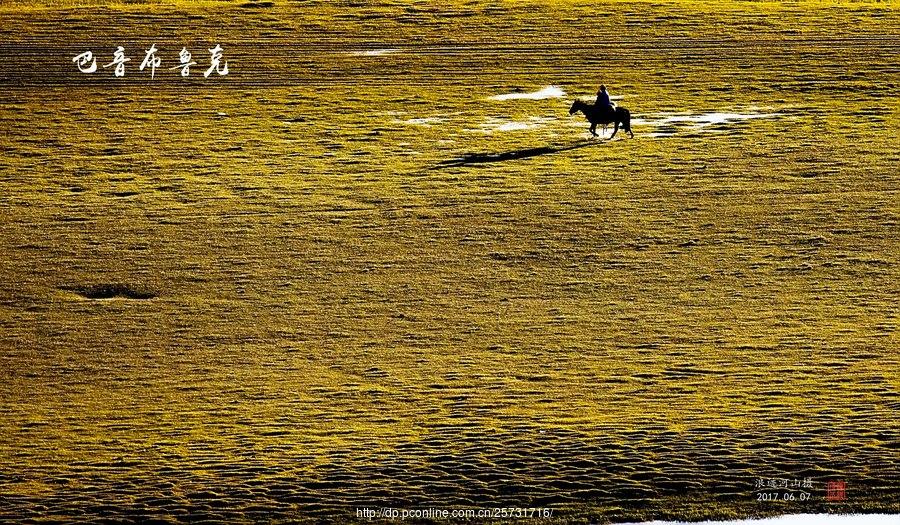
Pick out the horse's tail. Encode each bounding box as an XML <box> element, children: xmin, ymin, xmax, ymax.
<box><xmin>622</xmin><ymin>108</ymin><xmax>632</xmax><ymax>132</ymax></box>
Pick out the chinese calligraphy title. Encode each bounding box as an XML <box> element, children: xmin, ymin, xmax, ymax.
<box><xmin>73</xmin><ymin>44</ymin><xmax>229</xmax><ymax>79</ymax></box>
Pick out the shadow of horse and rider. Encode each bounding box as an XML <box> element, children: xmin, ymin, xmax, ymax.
<box><xmin>433</xmin><ymin>86</ymin><xmax>633</xmax><ymax>170</ymax></box>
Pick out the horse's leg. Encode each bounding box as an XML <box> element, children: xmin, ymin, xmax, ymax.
<box><xmin>590</xmin><ymin>123</ymin><xmax>598</xmax><ymax>137</ymax></box>
<box><xmin>624</xmin><ymin>109</ymin><xmax>634</xmax><ymax>138</ymax></box>
<box><xmin>609</xmin><ymin>120</ymin><xmax>619</xmax><ymax>139</ymax></box>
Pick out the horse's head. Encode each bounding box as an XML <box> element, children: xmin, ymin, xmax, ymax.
<box><xmin>568</xmin><ymin>100</ymin><xmax>582</xmax><ymax>115</ymax></box>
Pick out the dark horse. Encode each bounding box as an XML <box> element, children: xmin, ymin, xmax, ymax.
<box><xmin>569</xmin><ymin>100</ymin><xmax>634</xmax><ymax>139</ymax></box>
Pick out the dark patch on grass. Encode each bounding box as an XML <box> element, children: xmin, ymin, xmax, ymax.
<box><xmin>65</xmin><ymin>284</ymin><xmax>156</xmax><ymax>300</ymax></box>
<box><xmin>240</xmin><ymin>0</ymin><xmax>274</xmax><ymax>8</ymax></box>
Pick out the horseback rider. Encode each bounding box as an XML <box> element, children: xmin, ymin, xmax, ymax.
<box><xmin>595</xmin><ymin>85</ymin><xmax>615</xmax><ymax>117</ymax></box>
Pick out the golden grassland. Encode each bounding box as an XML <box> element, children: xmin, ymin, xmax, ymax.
<box><xmin>0</xmin><ymin>0</ymin><xmax>898</xmax><ymax>522</ymax></box>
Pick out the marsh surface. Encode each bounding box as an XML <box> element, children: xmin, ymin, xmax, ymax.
<box><xmin>0</xmin><ymin>1</ymin><xmax>898</xmax><ymax>522</ymax></box>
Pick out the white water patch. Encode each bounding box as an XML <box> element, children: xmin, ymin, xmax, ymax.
<box><xmin>622</xmin><ymin>514</ymin><xmax>899</xmax><ymax>525</ymax></box>
<box><xmin>397</xmin><ymin>116</ymin><xmax>445</xmax><ymax>127</ymax></box>
<box><xmin>564</xmin><ymin>108</ymin><xmax>780</xmax><ymax>138</ymax></box>
<box><xmin>474</xmin><ymin>116</ymin><xmax>555</xmax><ymax>134</ymax></box>
<box><xmin>349</xmin><ymin>48</ymin><xmax>399</xmax><ymax>56</ymax></box>
<box><xmin>489</xmin><ymin>86</ymin><xmax>566</xmax><ymax>101</ymax></box>
<box><xmin>634</xmin><ymin>110</ymin><xmax>782</xmax><ymax>137</ymax></box>
<box><xmin>660</xmin><ymin>112</ymin><xmax>780</xmax><ymax>128</ymax></box>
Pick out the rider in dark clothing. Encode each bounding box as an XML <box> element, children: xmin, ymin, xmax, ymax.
<box><xmin>596</xmin><ymin>85</ymin><xmax>615</xmax><ymax>116</ymax></box>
